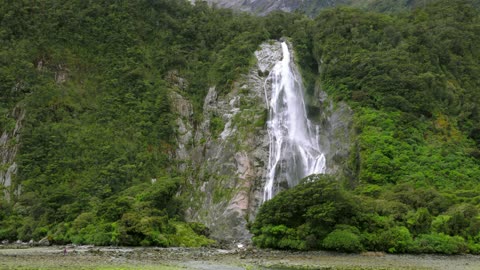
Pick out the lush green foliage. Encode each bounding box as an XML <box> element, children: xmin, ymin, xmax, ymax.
<box><xmin>252</xmin><ymin>175</ymin><xmax>480</xmax><ymax>254</ymax></box>
<box><xmin>0</xmin><ymin>0</ymin><xmax>269</xmax><ymax>246</ymax></box>
<box><xmin>312</xmin><ymin>0</ymin><xmax>480</xmax><ymax>189</ymax></box>
<box><xmin>2</xmin><ymin>0</ymin><xmax>480</xmax><ymax>253</ymax></box>
<box><xmin>253</xmin><ymin>2</ymin><xmax>480</xmax><ymax>254</ymax></box>
<box><xmin>311</xmin><ymin>0</ymin><xmax>480</xmax><ymax>207</ymax></box>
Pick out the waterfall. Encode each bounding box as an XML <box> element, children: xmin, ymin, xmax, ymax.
<box><xmin>263</xmin><ymin>42</ymin><xmax>326</xmax><ymax>201</ymax></box>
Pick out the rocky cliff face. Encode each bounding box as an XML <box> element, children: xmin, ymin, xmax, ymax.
<box><xmin>195</xmin><ymin>0</ymin><xmax>347</xmax><ymax>16</ymax></box>
<box><xmin>175</xmin><ymin>42</ymin><xmax>282</xmax><ymax>244</ymax></box>
<box><xmin>313</xmin><ymin>88</ymin><xmax>353</xmax><ymax>180</ymax></box>
<box><xmin>198</xmin><ymin>0</ymin><xmax>301</xmax><ymax>15</ymax></box>
<box><xmin>193</xmin><ymin>0</ymin><xmax>437</xmax><ymax>16</ymax></box>
<box><xmin>0</xmin><ymin>106</ymin><xmax>25</xmax><ymax>201</ymax></box>
<box><xmin>173</xmin><ymin>40</ymin><xmax>353</xmax><ymax>244</ymax></box>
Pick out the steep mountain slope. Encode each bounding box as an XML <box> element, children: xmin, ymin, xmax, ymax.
<box><xmin>252</xmin><ymin>0</ymin><xmax>480</xmax><ymax>253</ymax></box>
<box><xmin>197</xmin><ymin>0</ymin><xmax>344</xmax><ymax>15</ymax></box>
<box><xmin>0</xmin><ymin>0</ymin><xmax>268</xmax><ymax>246</ymax></box>
<box><xmin>1</xmin><ymin>0</ymin><xmax>480</xmax><ymax>254</ymax></box>
<box><xmin>176</xmin><ymin>41</ymin><xmax>352</xmax><ymax>242</ymax></box>
<box><xmin>198</xmin><ymin>0</ymin><xmax>446</xmax><ymax>15</ymax></box>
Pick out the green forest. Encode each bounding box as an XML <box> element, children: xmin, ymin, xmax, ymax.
<box><xmin>0</xmin><ymin>0</ymin><xmax>267</xmax><ymax>247</ymax></box>
<box><xmin>1</xmin><ymin>0</ymin><xmax>480</xmax><ymax>253</ymax></box>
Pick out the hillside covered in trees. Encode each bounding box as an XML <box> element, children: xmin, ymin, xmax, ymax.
<box><xmin>253</xmin><ymin>0</ymin><xmax>480</xmax><ymax>253</ymax></box>
<box><xmin>1</xmin><ymin>0</ymin><xmax>480</xmax><ymax>253</ymax></box>
<box><xmin>0</xmin><ymin>0</ymin><xmax>268</xmax><ymax>246</ymax></box>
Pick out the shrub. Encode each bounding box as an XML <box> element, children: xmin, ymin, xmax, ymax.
<box><xmin>210</xmin><ymin>116</ymin><xmax>225</xmax><ymax>137</ymax></box>
<box><xmin>0</xmin><ymin>216</ymin><xmax>21</xmax><ymax>241</ymax></box>
<box><xmin>431</xmin><ymin>215</ymin><xmax>451</xmax><ymax>234</ymax></box>
<box><xmin>188</xmin><ymin>222</ymin><xmax>210</xmax><ymax>237</ymax></box>
<box><xmin>406</xmin><ymin>208</ymin><xmax>432</xmax><ymax>235</ymax></box>
<box><xmin>323</xmin><ymin>229</ymin><xmax>363</xmax><ymax>253</ymax></box>
<box><xmin>413</xmin><ymin>233</ymin><xmax>467</xmax><ymax>254</ymax></box>
<box><xmin>377</xmin><ymin>226</ymin><xmax>413</xmax><ymax>253</ymax></box>
<box><xmin>468</xmin><ymin>241</ymin><xmax>480</xmax><ymax>254</ymax></box>
<box><xmin>446</xmin><ymin>204</ymin><xmax>479</xmax><ymax>237</ymax></box>
<box><xmin>252</xmin><ymin>224</ymin><xmax>308</xmax><ymax>250</ymax></box>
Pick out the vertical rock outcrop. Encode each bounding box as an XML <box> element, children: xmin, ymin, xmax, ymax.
<box><xmin>193</xmin><ymin>0</ymin><xmax>348</xmax><ymax>16</ymax></box>
<box><xmin>315</xmin><ymin>92</ymin><xmax>353</xmax><ymax>178</ymax></box>
<box><xmin>199</xmin><ymin>0</ymin><xmax>302</xmax><ymax>15</ymax></box>
<box><xmin>0</xmin><ymin>106</ymin><xmax>25</xmax><ymax>201</ymax></box>
<box><xmin>173</xmin><ymin>40</ymin><xmax>353</xmax><ymax>244</ymax></box>
<box><xmin>173</xmin><ymin>42</ymin><xmax>283</xmax><ymax>244</ymax></box>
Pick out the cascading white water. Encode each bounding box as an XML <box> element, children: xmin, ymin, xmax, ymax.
<box><xmin>263</xmin><ymin>42</ymin><xmax>326</xmax><ymax>201</ymax></box>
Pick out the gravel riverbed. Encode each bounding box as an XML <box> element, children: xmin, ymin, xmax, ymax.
<box><xmin>0</xmin><ymin>245</ymin><xmax>479</xmax><ymax>270</ymax></box>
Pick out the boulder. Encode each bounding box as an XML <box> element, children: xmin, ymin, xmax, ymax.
<box><xmin>38</xmin><ymin>236</ymin><xmax>50</xmax><ymax>246</ymax></box>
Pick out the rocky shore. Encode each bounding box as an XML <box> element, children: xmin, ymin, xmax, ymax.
<box><xmin>1</xmin><ymin>245</ymin><xmax>480</xmax><ymax>270</ymax></box>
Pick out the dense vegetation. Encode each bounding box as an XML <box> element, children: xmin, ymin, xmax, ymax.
<box><xmin>0</xmin><ymin>0</ymin><xmax>267</xmax><ymax>246</ymax></box>
<box><xmin>252</xmin><ymin>175</ymin><xmax>480</xmax><ymax>253</ymax></box>
<box><xmin>1</xmin><ymin>0</ymin><xmax>480</xmax><ymax>253</ymax></box>
<box><xmin>252</xmin><ymin>0</ymin><xmax>480</xmax><ymax>254</ymax></box>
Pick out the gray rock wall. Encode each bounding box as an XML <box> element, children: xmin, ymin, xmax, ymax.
<box><xmin>193</xmin><ymin>0</ymin><xmax>348</xmax><ymax>16</ymax></box>
<box><xmin>173</xmin><ymin>42</ymin><xmax>283</xmax><ymax>244</ymax></box>
<box><xmin>312</xmin><ymin>87</ymin><xmax>354</xmax><ymax>180</ymax></box>
<box><xmin>0</xmin><ymin>106</ymin><xmax>25</xmax><ymax>201</ymax></box>
<box><xmin>173</xmin><ymin>40</ymin><xmax>353</xmax><ymax>245</ymax></box>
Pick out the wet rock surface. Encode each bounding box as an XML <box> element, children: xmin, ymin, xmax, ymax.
<box><xmin>177</xmin><ymin>42</ymin><xmax>282</xmax><ymax>244</ymax></box>
<box><xmin>174</xmin><ymin>40</ymin><xmax>355</xmax><ymax>245</ymax></box>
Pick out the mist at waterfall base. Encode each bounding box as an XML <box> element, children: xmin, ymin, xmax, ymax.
<box><xmin>263</xmin><ymin>42</ymin><xmax>326</xmax><ymax>201</ymax></box>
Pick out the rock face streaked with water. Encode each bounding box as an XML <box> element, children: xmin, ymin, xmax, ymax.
<box><xmin>174</xmin><ymin>42</ymin><xmax>279</xmax><ymax>244</ymax></box>
<box><xmin>173</xmin><ymin>40</ymin><xmax>352</xmax><ymax>244</ymax></box>
<box><xmin>262</xmin><ymin>42</ymin><xmax>326</xmax><ymax>201</ymax></box>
